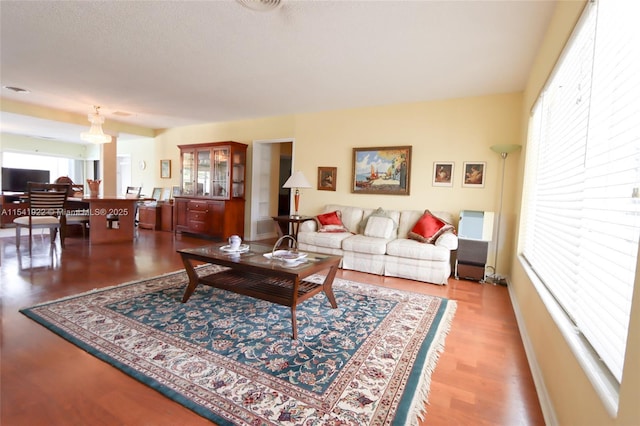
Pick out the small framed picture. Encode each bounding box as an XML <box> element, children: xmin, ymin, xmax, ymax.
<box><xmin>317</xmin><ymin>166</ymin><xmax>337</xmax><ymax>191</ymax></box>
<box><xmin>151</xmin><ymin>187</ymin><xmax>162</xmax><ymax>201</ymax></box>
<box><xmin>160</xmin><ymin>159</ymin><xmax>171</xmax><ymax>179</ymax></box>
<box><xmin>462</xmin><ymin>162</ymin><xmax>486</xmax><ymax>188</ymax></box>
<box><xmin>171</xmin><ymin>185</ymin><xmax>181</xmax><ymax>197</ymax></box>
<box><xmin>432</xmin><ymin>162</ymin><xmax>454</xmax><ymax>187</ymax></box>
<box><xmin>161</xmin><ymin>188</ymin><xmax>171</xmax><ymax>201</ymax></box>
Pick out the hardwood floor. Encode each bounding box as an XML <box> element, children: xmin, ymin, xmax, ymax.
<box><xmin>0</xmin><ymin>229</ymin><xmax>544</xmax><ymax>425</ymax></box>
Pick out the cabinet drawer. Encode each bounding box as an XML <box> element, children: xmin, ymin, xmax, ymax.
<box><xmin>188</xmin><ymin>201</ymin><xmax>209</xmax><ymax>212</ymax></box>
<box><xmin>189</xmin><ymin>220</ymin><xmax>209</xmax><ymax>232</ymax></box>
<box><xmin>188</xmin><ymin>211</ymin><xmax>209</xmax><ymax>222</ymax></box>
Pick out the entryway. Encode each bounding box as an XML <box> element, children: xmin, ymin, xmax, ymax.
<box><xmin>248</xmin><ymin>138</ymin><xmax>294</xmax><ymax>241</ymax></box>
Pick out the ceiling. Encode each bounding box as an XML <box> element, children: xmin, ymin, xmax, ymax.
<box><xmin>0</xmin><ymin>0</ymin><xmax>556</xmax><ymax>144</ymax></box>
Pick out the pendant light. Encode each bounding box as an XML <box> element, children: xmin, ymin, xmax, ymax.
<box><xmin>80</xmin><ymin>106</ymin><xmax>111</xmax><ymax>144</ymax></box>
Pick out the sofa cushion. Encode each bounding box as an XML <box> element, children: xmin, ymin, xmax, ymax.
<box><xmin>322</xmin><ymin>205</ymin><xmax>365</xmax><ymax>233</ymax></box>
<box><xmin>315</xmin><ymin>210</ymin><xmax>349</xmax><ymax>233</ymax></box>
<box><xmin>297</xmin><ymin>230</ymin><xmax>352</xmax><ymax>249</ymax></box>
<box><xmin>341</xmin><ymin>234</ymin><xmax>390</xmax><ymax>255</ymax></box>
<box><xmin>386</xmin><ymin>238</ymin><xmax>450</xmax><ymax>261</ymax></box>
<box><xmin>408</xmin><ymin>210</ymin><xmax>455</xmax><ymax>244</ymax></box>
<box><xmin>357</xmin><ymin>207</ymin><xmax>397</xmax><ymax>233</ymax></box>
<box><xmin>363</xmin><ymin>215</ymin><xmax>395</xmax><ymax>239</ymax></box>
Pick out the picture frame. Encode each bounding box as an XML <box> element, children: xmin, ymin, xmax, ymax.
<box><xmin>171</xmin><ymin>185</ymin><xmax>181</xmax><ymax>197</ymax></box>
<box><xmin>432</xmin><ymin>162</ymin><xmax>454</xmax><ymax>187</ymax></box>
<box><xmin>352</xmin><ymin>146</ymin><xmax>411</xmax><ymax>195</ymax></box>
<box><xmin>151</xmin><ymin>187</ymin><xmax>162</xmax><ymax>201</ymax></box>
<box><xmin>317</xmin><ymin>166</ymin><xmax>337</xmax><ymax>191</ymax></box>
<box><xmin>161</xmin><ymin>188</ymin><xmax>171</xmax><ymax>201</ymax></box>
<box><xmin>462</xmin><ymin>162</ymin><xmax>486</xmax><ymax>188</ymax></box>
<box><xmin>160</xmin><ymin>159</ymin><xmax>171</xmax><ymax>179</ymax></box>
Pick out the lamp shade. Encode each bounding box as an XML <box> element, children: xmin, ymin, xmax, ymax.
<box><xmin>490</xmin><ymin>144</ymin><xmax>521</xmax><ymax>154</ymax></box>
<box><xmin>282</xmin><ymin>171</ymin><xmax>312</xmax><ymax>189</ymax></box>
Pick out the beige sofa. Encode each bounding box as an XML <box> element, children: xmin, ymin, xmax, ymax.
<box><xmin>297</xmin><ymin>204</ymin><xmax>458</xmax><ymax>285</ymax></box>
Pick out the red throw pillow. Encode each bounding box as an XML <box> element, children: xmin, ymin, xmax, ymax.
<box><xmin>408</xmin><ymin>210</ymin><xmax>454</xmax><ymax>244</ymax></box>
<box><xmin>316</xmin><ymin>210</ymin><xmax>349</xmax><ymax>233</ymax></box>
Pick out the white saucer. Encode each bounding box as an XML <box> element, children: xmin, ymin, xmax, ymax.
<box><xmin>220</xmin><ymin>244</ymin><xmax>250</xmax><ymax>253</ymax></box>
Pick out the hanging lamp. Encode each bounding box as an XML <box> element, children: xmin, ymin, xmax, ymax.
<box><xmin>80</xmin><ymin>106</ymin><xmax>111</xmax><ymax>144</ymax></box>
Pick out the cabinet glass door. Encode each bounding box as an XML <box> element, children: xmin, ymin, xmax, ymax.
<box><xmin>197</xmin><ymin>149</ymin><xmax>211</xmax><ymax>196</ymax></box>
<box><xmin>181</xmin><ymin>150</ymin><xmax>195</xmax><ymax>195</ymax></box>
<box><xmin>232</xmin><ymin>149</ymin><xmax>245</xmax><ymax>198</ymax></box>
<box><xmin>212</xmin><ymin>147</ymin><xmax>229</xmax><ymax>198</ymax></box>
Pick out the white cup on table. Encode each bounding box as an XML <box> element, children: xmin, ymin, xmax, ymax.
<box><xmin>228</xmin><ymin>235</ymin><xmax>242</xmax><ymax>251</ymax></box>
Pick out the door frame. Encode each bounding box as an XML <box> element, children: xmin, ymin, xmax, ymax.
<box><xmin>248</xmin><ymin>138</ymin><xmax>295</xmax><ymax>241</ymax></box>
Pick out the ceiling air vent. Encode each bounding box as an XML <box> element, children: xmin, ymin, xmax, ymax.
<box><xmin>236</xmin><ymin>0</ymin><xmax>281</xmax><ymax>12</ymax></box>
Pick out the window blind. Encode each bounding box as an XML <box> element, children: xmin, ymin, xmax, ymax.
<box><xmin>522</xmin><ymin>0</ymin><xmax>639</xmax><ymax>383</ymax></box>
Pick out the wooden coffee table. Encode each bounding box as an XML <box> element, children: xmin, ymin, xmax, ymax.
<box><xmin>177</xmin><ymin>242</ymin><xmax>341</xmax><ymax>339</ymax></box>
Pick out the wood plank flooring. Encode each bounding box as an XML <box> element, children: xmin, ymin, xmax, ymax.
<box><xmin>0</xmin><ymin>229</ymin><xmax>544</xmax><ymax>425</ymax></box>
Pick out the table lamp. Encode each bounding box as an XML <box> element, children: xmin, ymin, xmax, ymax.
<box><xmin>282</xmin><ymin>171</ymin><xmax>312</xmax><ymax>218</ymax></box>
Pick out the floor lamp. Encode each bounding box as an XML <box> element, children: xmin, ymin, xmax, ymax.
<box><xmin>282</xmin><ymin>170</ymin><xmax>312</xmax><ymax>218</ymax></box>
<box><xmin>487</xmin><ymin>143</ymin><xmax>521</xmax><ymax>285</ymax></box>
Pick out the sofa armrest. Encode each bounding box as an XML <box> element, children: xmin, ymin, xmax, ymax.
<box><xmin>435</xmin><ymin>231</ymin><xmax>458</xmax><ymax>250</ymax></box>
<box><xmin>299</xmin><ymin>220</ymin><xmax>317</xmax><ymax>233</ymax></box>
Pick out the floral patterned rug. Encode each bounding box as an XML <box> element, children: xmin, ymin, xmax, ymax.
<box><xmin>20</xmin><ymin>266</ymin><xmax>456</xmax><ymax>425</ymax></box>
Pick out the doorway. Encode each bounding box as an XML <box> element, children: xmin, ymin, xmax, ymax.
<box><xmin>249</xmin><ymin>138</ymin><xmax>294</xmax><ymax>241</ymax></box>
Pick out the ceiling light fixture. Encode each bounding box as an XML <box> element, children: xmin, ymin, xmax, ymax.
<box><xmin>80</xmin><ymin>106</ymin><xmax>112</xmax><ymax>144</ymax></box>
<box><xmin>236</xmin><ymin>0</ymin><xmax>281</xmax><ymax>12</ymax></box>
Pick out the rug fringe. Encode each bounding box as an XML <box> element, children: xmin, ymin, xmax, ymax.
<box><xmin>407</xmin><ymin>300</ymin><xmax>458</xmax><ymax>426</ymax></box>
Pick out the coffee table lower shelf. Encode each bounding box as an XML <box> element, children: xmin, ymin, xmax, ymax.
<box><xmin>197</xmin><ymin>269</ymin><xmax>324</xmax><ymax>307</ymax></box>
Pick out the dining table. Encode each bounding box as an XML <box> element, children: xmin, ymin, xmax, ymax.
<box><xmin>67</xmin><ymin>195</ymin><xmax>150</xmax><ymax>244</ymax></box>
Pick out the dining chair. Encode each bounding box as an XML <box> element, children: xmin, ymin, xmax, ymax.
<box><xmin>54</xmin><ymin>176</ymin><xmax>90</xmax><ymax>241</ymax></box>
<box><xmin>14</xmin><ymin>182</ymin><xmax>70</xmax><ymax>252</ymax></box>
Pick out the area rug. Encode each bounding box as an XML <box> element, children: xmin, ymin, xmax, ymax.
<box><xmin>20</xmin><ymin>267</ymin><xmax>456</xmax><ymax>425</ymax></box>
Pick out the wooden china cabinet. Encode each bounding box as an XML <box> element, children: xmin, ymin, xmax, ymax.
<box><xmin>174</xmin><ymin>141</ymin><xmax>247</xmax><ymax>239</ymax></box>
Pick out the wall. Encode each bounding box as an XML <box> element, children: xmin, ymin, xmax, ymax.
<box><xmin>0</xmin><ymin>133</ymin><xmax>90</xmax><ymax>160</ymax></box>
<box><xmin>154</xmin><ymin>93</ymin><xmax>522</xmax><ymax>273</ymax></box>
<box><xmin>116</xmin><ymin>137</ymin><xmax>162</xmax><ymax>197</ymax></box>
<box><xmin>512</xmin><ymin>1</ymin><xmax>640</xmax><ymax>425</ymax></box>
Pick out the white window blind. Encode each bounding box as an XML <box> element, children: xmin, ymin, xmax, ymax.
<box><xmin>522</xmin><ymin>0</ymin><xmax>640</xmax><ymax>384</ymax></box>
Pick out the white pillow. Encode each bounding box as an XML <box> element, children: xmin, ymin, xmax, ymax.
<box><xmin>364</xmin><ymin>215</ymin><xmax>395</xmax><ymax>239</ymax></box>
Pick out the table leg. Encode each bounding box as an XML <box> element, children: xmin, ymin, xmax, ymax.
<box><xmin>180</xmin><ymin>256</ymin><xmax>200</xmax><ymax>303</ymax></box>
<box><xmin>322</xmin><ymin>264</ymin><xmax>339</xmax><ymax>308</ymax></box>
<box><xmin>290</xmin><ymin>305</ymin><xmax>298</xmax><ymax>339</ymax></box>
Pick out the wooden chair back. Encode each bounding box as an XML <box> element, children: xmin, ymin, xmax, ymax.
<box><xmin>27</xmin><ymin>182</ymin><xmax>69</xmax><ymax>219</ymax></box>
<box><xmin>14</xmin><ymin>182</ymin><xmax>70</xmax><ymax>252</ymax></box>
<box><xmin>126</xmin><ymin>186</ymin><xmax>142</xmax><ymax>197</ymax></box>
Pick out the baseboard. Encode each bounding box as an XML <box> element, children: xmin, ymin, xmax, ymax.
<box><xmin>507</xmin><ymin>280</ymin><xmax>559</xmax><ymax>426</ymax></box>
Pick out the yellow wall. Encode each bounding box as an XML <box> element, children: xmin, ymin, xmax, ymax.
<box><xmin>512</xmin><ymin>1</ymin><xmax>640</xmax><ymax>425</ymax></box>
<box><xmin>0</xmin><ymin>133</ymin><xmax>90</xmax><ymax>160</ymax></box>
<box><xmin>151</xmin><ymin>93</ymin><xmax>522</xmax><ymax>272</ymax></box>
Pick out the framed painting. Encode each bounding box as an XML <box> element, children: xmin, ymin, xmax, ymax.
<box><xmin>171</xmin><ymin>185</ymin><xmax>181</xmax><ymax>197</ymax></box>
<box><xmin>151</xmin><ymin>187</ymin><xmax>162</xmax><ymax>201</ymax></box>
<box><xmin>160</xmin><ymin>159</ymin><xmax>171</xmax><ymax>179</ymax></box>
<box><xmin>161</xmin><ymin>188</ymin><xmax>171</xmax><ymax>201</ymax></box>
<box><xmin>352</xmin><ymin>146</ymin><xmax>411</xmax><ymax>195</ymax></box>
<box><xmin>317</xmin><ymin>166</ymin><xmax>337</xmax><ymax>191</ymax></box>
<box><xmin>432</xmin><ymin>162</ymin><xmax>454</xmax><ymax>187</ymax></box>
<box><xmin>462</xmin><ymin>162</ymin><xmax>486</xmax><ymax>188</ymax></box>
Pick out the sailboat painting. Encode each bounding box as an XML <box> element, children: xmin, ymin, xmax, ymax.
<box><xmin>352</xmin><ymin>146</ymin><xmax>412</xmax><ymax>195</ymax></box>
